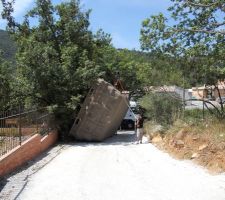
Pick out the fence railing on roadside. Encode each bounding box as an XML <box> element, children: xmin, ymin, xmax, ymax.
<box><xmin>0</xmin><ymin>106</ymin><xmax>53</xmax><ymax>157</ymax></box>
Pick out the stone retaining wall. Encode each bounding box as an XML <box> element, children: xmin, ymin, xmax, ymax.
<box><xmin>0</xmin><ymin>131</ymin><xmax>58</xmax><ymax>177</ymax></box>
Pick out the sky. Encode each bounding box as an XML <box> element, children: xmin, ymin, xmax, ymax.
<box><xmin>0</xmin><ymin>0</ymin><xmax>172</xmax><ymax>49</ymax></box>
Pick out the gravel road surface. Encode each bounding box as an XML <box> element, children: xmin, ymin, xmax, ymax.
<box><xmin>2</xmin><ymin>131</ymin><xmax>225</xmax><ymax>200</ymax></box>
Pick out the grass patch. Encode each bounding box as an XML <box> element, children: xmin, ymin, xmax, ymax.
<box><xmin>0</xmin><ymin>128</ymin><xmax>19</xmax><ymax>136</ymax></box>
<box><xmin>180</xmin><ymin>109</ymin><xmax>225</xmax><ymax>141</ymax></box>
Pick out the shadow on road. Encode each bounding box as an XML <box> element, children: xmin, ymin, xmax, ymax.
<box><xmin>0</xmin><ymin>131</ymin><xmax>137</xmax><ymax>198</ymax></box>
<box><xmin>0</xmin><ymin>145</ymin><xmax>66</xmax><ymax>199</ymax></box>
<box><xmin>69</xmin><ymin>131</ymin><xmax>137</xmax><ymax>147</ymax></box>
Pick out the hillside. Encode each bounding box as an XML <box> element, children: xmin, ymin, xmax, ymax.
<box><xmin>0</xmin><ymin>29</ymin><xmax>16</xmax><ymax>60</ymax></box>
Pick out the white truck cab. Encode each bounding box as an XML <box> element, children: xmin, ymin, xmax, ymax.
<box><xmin>120</xmin><ymin>101</ymin><xmax>137</xmax><ymax>130</ymax></box>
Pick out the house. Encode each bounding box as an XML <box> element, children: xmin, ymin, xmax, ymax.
<box><xmin>145</xmin><ymin>85</ymin><xmax>192</xmax><ymax>106</ymax></box>
<box><xmin>192</xmin><ymin>83</ymin><xmax>225</xmax><ymax>100</ymax></box>
<box><xmin>192</xmin><ymin>86</ymin><xmax>208</xmax><ymax>99</ymax></box>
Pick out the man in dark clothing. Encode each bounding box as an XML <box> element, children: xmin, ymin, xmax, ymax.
<box><xmin>135</xmin><ymin>114</ymin><xmax>144</xmax><ymax>144</ymax></box>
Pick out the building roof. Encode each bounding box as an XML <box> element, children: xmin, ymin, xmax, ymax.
<box><xmin>144</xmin><ymin>85</ymin><xmax>184</xmax><ymax>93</ymax></box>
<box><xmin>192</xmin><ymin>85</ymin><xmax>225</xmax><ymax>90</ymax></box>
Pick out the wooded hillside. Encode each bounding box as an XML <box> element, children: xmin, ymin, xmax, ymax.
<box><xmin>0</xmin><ymin>29</ymin><xmax>16</xmax><ymax>60</ymax></box>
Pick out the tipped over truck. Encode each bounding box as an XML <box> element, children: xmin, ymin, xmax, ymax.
<box><xmin>69</xmin><ymin>79</ymin><xmax>128</xmax><ymax>142</ymax></box>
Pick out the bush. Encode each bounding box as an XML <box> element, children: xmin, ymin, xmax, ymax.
<box><xmin>183</xmin><ymin>109</ymin><xmax>217</xmax><ymax>125</ymax></box>
<box><xmin>139</xmin><ymin>92</ymin><xmax>182</xmax><ymax>125</ymax></box>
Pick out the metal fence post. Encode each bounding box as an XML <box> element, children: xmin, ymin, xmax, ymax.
<box><xmin>19</xmin><ymin>105</ymin><xmax>22</xmax><ymax>145</ymax></box>
<box><xmin>202</xmin><ymin>100</ymin><xmax>205</xmax><ymax>120</ymax></box>
<box><xmin>36</xmin><ymin>110</ymin><xmax>38</xmax><ymax>134</ymax></box>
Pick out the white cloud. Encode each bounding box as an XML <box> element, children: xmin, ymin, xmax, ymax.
<box><xmin>0</xmin><ymin>0</ymin><xmax>34</xmax><ymax>29</ymax></box>
<box><xmin>13</xmin><ymin>0</ymin><xmax>34</xmax><ymax>17</ymax></box>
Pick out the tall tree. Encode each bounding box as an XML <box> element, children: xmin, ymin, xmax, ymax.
<box><xmin>0</xmin><ymin>52</ymin><xmax>13</xmax><ymax>109</ymax></box>
<box><xmin>0</xmin><ymin>29</ymin><xmax>16</xmax><ymax>60</ymax></box>
<box><xmin>1</xmin><ymin>0</ymin><xmax>110</xmax><ymax>136</ymax></box>
<box><xmin>140</xmin><ymin>0</ymin><xmax>225</xmax><ymax>82</ymax></box>
<box><xmin>140</xmin><ymin>0</ymin><xmax>225</xmax><ymax>118</ymax></box>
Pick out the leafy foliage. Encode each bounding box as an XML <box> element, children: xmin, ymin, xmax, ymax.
<box><xmin>140</xmin><ymin>0</ymin><xmax>225</xmax><ymax>119</ymax></box>
<box><xmin>1</xmin><ymin>0</ymin><xmax>156</xmax><ymax>137</ymax></box>
<box><xmin>140</xmin><ymin>0</ymin><xmax>225</xmax><ymax>86</ymax></box>
<box><xmin>0</xmin><ymin>29</ymin><xmax>16</xmax><ymax>60</ymax></box>
<box><xmin>139</xmin><ymin>92</ymin><xmax>182</xmax><ymax>125</ymax></box>
<box><xmin>0</xmin><ymin>53</ymin><xmax>13</xmax><ymax>109</ymax></box>
<box><xmin>1</xmin><ymin>0</ymin><xmax>114</xmax><ymax>137</ymax></box>
<box><xmin>2</xmin><ymin>0</ymin><xmax>216</xmax><ymax>136</ymax></box>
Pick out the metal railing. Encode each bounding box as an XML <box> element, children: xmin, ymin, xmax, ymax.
<box><xmin>0</xmin><ymin>107</ymin><xmax>53</xmax><ymax>157</ymax></box>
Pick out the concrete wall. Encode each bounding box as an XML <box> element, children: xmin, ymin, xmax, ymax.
<box><xmin>214</xmin><ymin>89</ymin><xmax>225</xmax><ymax>99</ymax></box>
<box><xmin>192</xmin><ymin>88</ymin><xmax>225</xmax><ymax>99</ymax></box>
<box><xmin>192</xmin><ymin>88</ymin><xmax>206</xmax><ymax>99</ymax></box>
<box><xmin>174</xmin><ymin>87</ymin><xmax>192</xmax><ymax>105</ymax></box>
<box><xmin>0</xmin><ymin>131</ymin><xmax>58</xmax><ymax>177</ymax></box>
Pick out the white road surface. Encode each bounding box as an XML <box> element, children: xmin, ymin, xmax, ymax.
<box><xmin>18</xmin><ymin>131</ymin><xmax>225</xmax><ymax>200</ymax></box>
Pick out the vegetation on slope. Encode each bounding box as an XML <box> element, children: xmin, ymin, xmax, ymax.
<box><xmin>0</xmin><ymin>29</ymin><xmax>16</xmax><ymax>60</ymax></box>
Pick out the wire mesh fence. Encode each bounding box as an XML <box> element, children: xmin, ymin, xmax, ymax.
<box><xmin>0</xmin><ymin>106</ymin><xmax>53</xmax><ymax>157</ymax></box>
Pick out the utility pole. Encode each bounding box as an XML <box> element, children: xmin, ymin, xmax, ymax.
<box><xmin>183</xmin><ymin>75</ymin><xmax>185</xmax><ymax>118</ymax></box>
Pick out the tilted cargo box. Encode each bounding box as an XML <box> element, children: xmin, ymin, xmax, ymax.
<box><xmin>69</xmin><ymin>79</ymin><xmax>128</xmax><ymax>141</ymax></box>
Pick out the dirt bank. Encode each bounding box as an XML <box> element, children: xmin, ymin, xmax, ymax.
<box><xmin>150</xmin><ymin>123</ymin><xmax>225</xmax><ymax>174</ymax></box>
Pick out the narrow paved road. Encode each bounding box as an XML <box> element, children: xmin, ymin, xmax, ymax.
<box><xmin>17</xmin><ymin>131</ymin><xmax>225</xmax><ymax>200</ymax></box>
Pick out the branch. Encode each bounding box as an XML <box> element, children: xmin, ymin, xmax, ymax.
<box><xmin>185</xmin><ymin>1</ymin><xmax>225</xmax><ymax>13</ymax></box>
<box><xmin>167</xmin><ymin>27</ymin><xmax>225</xmax><ymax>36</ymax></box>
<box><xmin>203</xmin><ymin>101</ymin><xmax>222</xmax><ymax>119</ymax></box>
<box><xmin>159</xmin><ymin>86</ymin><xmax>183</xmax><ymax>101</ymax></box>
<box><xmin>204</xmin><ymin>100</ymin><xmax>222</xmax><ymax>115</ymax></box>
<box><xmin>183</xmin><ymin>28</ymin><xmax>225</xmax><ymax>35</ymax></box>
<box><xmin>189</xmin><ymin>98</ymin><xmax>222</xmax><ymax>116</ymax></box>
<box><xmin>210</xmin><ymin>21</ymin><xmax>225</xmax><ymax>28</ymax></box>
<box><xmin>214</xmin><ymin>85</ymin><xmax>224</xmax><ymax>112</ymax></box>
<box><xmin>185</xmin><ymin>1</ymin><xmax>220</xmax><ymax>8</ymax></box>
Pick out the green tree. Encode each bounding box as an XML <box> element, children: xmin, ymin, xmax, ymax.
<box><xmin>1</xmin><ymin>0</ymin><xmax>111</xmax><ymax>137</ymax></box>
<box><xmin>140</xmin><ymin>0</ymin><xmax>225</xmax><ymax>83</ymax></box>
<box><xmin>0</xmin><ymin>29</ymin><xmax>16</xmax><ymax>60</ymax></box>
<box><xmin>112</xmin><ymin>49</ymin><xmax>143</xmax><ymax>93</ymax></box>
<box><xmin>140</xmin><ymin>0</ymin><xmax>225</xmax><ymax>118</ymax></box>
<box><xmin>135</xmin><ymin>52</ymin><xmax>185</xmax><ymax>88</ymax></box>
<box><xmin>0</xmin><ymin>52</ymin><xmax>13</xmax><ymax>109</ymax></box>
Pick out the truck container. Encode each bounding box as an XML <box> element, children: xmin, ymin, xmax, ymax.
<box><xmin>69</xmin><ymin>79</ymin><xmax>128</xmax><ymax>141</ymax></box>
<box><xmin>120</xmin><ymin>101</ymin><xmax>137</xmax><ymax>130</ymax></box>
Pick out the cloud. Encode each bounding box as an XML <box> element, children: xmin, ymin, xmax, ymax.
<box><xmin>13</xmin><ymin>0</ymin><xmax>34</xmax><ymax>17</ymax></box>
<box><xmin>0</xmin><ymin>0</ymin><xmax>34</xmax><ymax>29</ymax></box>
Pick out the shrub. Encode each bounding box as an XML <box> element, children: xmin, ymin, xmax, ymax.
<box><xmin>139</xmin><ymin>92</ymin><xmax>182</xmax><ymax>125</ymax></box>
<box><xmin>183</xmin><ymin>108</ymin><xmax>218</xmax><ymax>125</ymax></box>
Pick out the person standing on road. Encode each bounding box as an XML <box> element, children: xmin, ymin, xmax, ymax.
<box><xmin>135</xmin><ymin>113</ymin><xmax>144</xmax><ymax>144</ymax></box>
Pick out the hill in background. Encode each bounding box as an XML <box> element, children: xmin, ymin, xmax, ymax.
<box><xmin>0</xmin><ymin>29</ymin><xmax>16</xmax><ymax>60</ymax></box>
